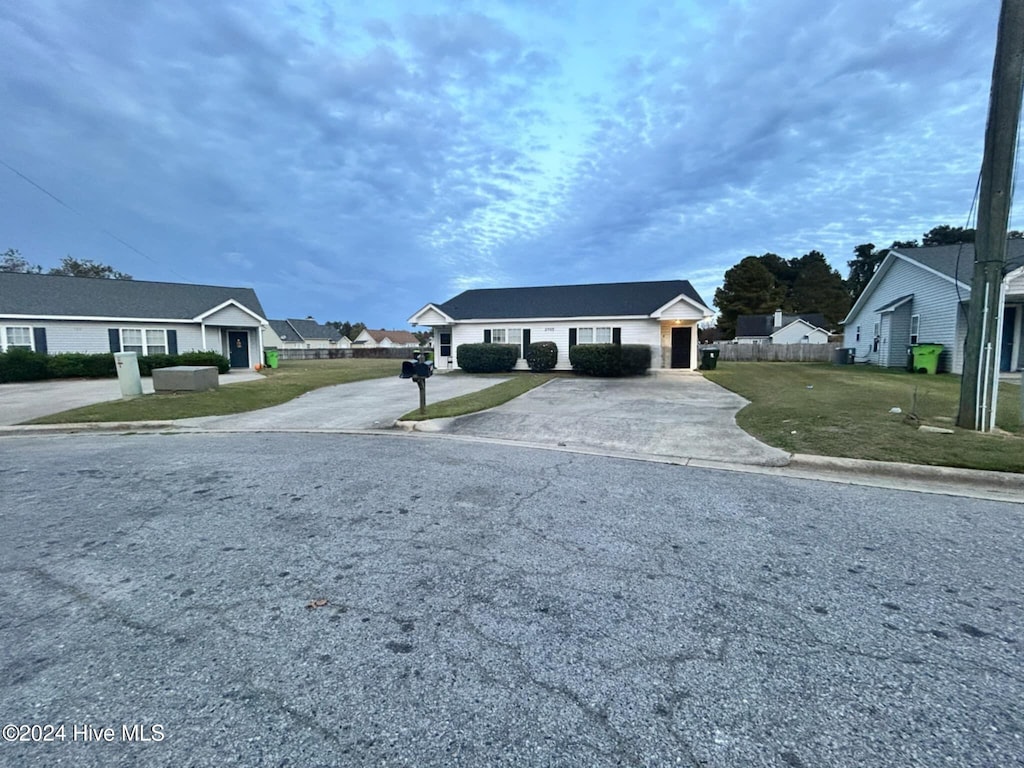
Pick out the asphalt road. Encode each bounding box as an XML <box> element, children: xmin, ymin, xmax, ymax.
<box><xmin>0</xmin><ymin>432</ymin><xmax>1020</xmax><ymax>768</ymax></box>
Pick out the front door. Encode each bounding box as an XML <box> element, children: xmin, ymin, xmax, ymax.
<box><xmin>228</xmin><ymin>331</ymin><xmax>250</xmax><ymax>368</ymax></box>
<box><xmin>670</xmin><ymin>326</ymin><xmax>692</xmax><ymax>369</ymax></box>
<box><xmin>1001</xmin><ymin>306</ymin><xmax>1016</xmax><ymax>372</ymax></box>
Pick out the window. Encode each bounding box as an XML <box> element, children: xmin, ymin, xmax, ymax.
<box><xmin>120</xmin><ymin>328</ymin><xmax>167</xmax><ymax>355</ymax></box>
<box><xmin>872</xmin><ymin>322</ymin><xmax>880</xmax><ymax>353</ymax></box>
<box><xmin>4</xmin><ymin>326</ymin><xmax>33</xmax><ymax>351</ymax></box>
<box><xmin>910</xmin><ymin>314</ymin><xmax>920</xmax><ymax>345</ymax></box>
<box><xmin>577</xmin><ymin>327</ymin><xmax>612</xmax><ymax>344</ymax></box>
<box><xmin>490</xmin><ymin>328</ymin><xmax>522</xmax><ymax>346</ymax></box>
<box><xmin>855</xmin><ymin>325</ymin><xmax>861</xmax><ymax>342</ymax></box>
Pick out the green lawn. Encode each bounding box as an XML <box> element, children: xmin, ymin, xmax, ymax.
<box><xmin>27</xmin><ymin>359</ymin><xmax>401</xmax><ymax>424</ymax></box>
<box><xmin>399</xmin><ymin>372</ymin><xmax>556</xmax><ymax>421</ymax></box>
<box><xmin>704</xmin><ymin>362</ymin><xmax>1024</xmax><ymax>473</ymax></box>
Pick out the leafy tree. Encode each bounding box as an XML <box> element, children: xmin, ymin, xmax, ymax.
<box><xmin>890</xmin><ymin>239</ymin><xmax>919</xmax><ymax>249</ymax></box>
<box><xmin>48</xmin><ymin>256</ymin><xmax>132</xmax><ymax>279</ymax></box>
<box><xmin>714</xmin><ymin>256</ymin><xmax>786</xmax><ymax>338</ymax></box>
<box><xmin>412</xmin><ymin>330</ymin><xmax>432</xmax><ymax>345</ymax></box>
<box><xmin>788</xmin><ymin>250</ymin><xmax>849</xmax><ymax>328</ymax></box>
<box><xmin>326</xmin><ymin>320</ymin><xmax>366</xmax><ymax>341</ymax></box>
<box><xmin>1008</xmin><ymin>230</ymin><xmax>1024</xmax><ymax>239</ymax></box>
<box><xmin>922</xmin><ymin>225</ymin><xmax>975</xmax><ymax>246</ymax></box>
<box><xmin>1</xmin><ymin>248</ymin><xmax>42</xmax><ymax>273</ymax></box>
<box><xmin>847</xmin><ymin>243</ymin><xmax>887</xmax><ymax>302</ymax></box>
<box><xmin>755</xmin><ymin>252</ymin><xmax>798</xmax><ymax>309</ymax></box>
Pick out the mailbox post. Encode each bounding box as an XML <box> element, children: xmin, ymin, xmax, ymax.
<box><xmin>399</xmin><ymin>349</ymin><xmax>433</xmax><ymax>415</ymax></box>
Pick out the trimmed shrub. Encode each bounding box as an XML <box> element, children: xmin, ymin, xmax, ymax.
<box><xmin>177</xmin><ymin>351</ymin><xmax>230</xmax><ymax>374</ymax></box>
<box><xmin>0</xmin><ymin>347</ymin><xmax>50</xmax><ymax>382</ymax></box>
<box><xmin>137</xmin><ymin>354</ymin><xmax>179</xmax><ymax>376</ymax></box>
<box><xmin>457</xmin><ymin>343</ymin><xmax>518</xmax><ymax>373</ymax></box>
<box><xmin>45</xmin><ymin>352</ymin><xmax>116</xmax><ymax>378</ymax></box>
<box><xmin>569</xmin><ymin>344</ymin><xmax>651</xmax><ymax>377</ymax></box>
<box><xmin>525</xmin><ymin>341</ymin><xmax>558</xmax><ymax>372</ymax></box>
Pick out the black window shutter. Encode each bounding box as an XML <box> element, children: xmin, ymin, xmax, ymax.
<box><xmin>167</xmin><ymin>330</ymin><xmax>178</xmax><ymax>355</ymax></box>
<box><xmin>568</xmin><ymin>328</ymin><xmax>577</xmax><ymax>347</ymax></box>
<box><xmin>108</xmin><ymin>328</ymin><xmax>121</xmax><ymax>353</ymax></box>
<box><xmin>32</xmin><ymin>328</ymin><xmax>48</xmax><ymax>354</ymax></box>
<box><xmin>483</xmin><ymin>329</ymin><xmax>491</xmax><ymax>344</ymax></box>
<box><xmin>521</xmin><ymin>328</ymin><xmax>531</xmax><ymax>357</ymax></box>
<box><xmin>612</xmin><ymin>327</ymin><xmax>622</xmax><ymax>345</ymax></box>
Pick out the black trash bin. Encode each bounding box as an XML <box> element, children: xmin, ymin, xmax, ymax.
<box><xmin>700</xmin><ymin>346</ymin><xmax>719</xmax><ymax>370</ymax></box>
<box><xmin>832</xmin><ymin>348</ymin><xmax>855</xmax><ymax>366</ymax></box>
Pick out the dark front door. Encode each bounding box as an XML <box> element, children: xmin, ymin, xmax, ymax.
<box><xmin>670</xmin><ymin>326</ymin><xmax>692</xmax><ymax>369</ymax></box>
<box><xmin>1001</xmin><ymin>306</ymin><xmax>1016</xmax><ymax>372</ymax></box>
<box><xmin>228</xmin><ymin>331</ymin><xmax>250</xmax><ymax>368</ymax></box>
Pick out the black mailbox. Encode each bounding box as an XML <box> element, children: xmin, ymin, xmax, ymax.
<box><xmin>414</xmin><ymin>361</ymin><xmax>433</xmax><ymax>378</ymax></box>
<box><xmin>400</xmin><ymin>360</ymin><xmax>416</xmax><ymax>379</ymax></box>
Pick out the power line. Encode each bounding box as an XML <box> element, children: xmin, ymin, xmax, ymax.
<box><xmin>0</xmin><ymin>156</ymin><xmax>190</xmax><ymax>281</ymax></box>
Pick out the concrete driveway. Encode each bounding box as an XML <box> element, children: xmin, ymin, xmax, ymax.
<box><xmin>431</xmin><ymin>374</ymin><xmax>789</xmax><ymax>467</ymax></box>
<box><xmin>178</xmin><ymin>374</ymin><xmax>508</xmax><ymax>431</ymax></box>
<box><xmin>0</xmin><ymin>371</ymin><xmax>264</xmax><ymax>426</ymax></box>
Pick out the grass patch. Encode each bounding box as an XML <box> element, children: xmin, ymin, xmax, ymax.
<box><xmin>26</xmin><ymin>359</ymin><xmax>401</xmax><ymax>424</ymax></box>
<box><xmin>704</xmin><ymin>362</ymin><xmax>1024</xmax><ymax>473</ymax></box>
<box><xmin>398</xmin><ymin>372</ymin><xmax>556</xmax><ymax>421</ymax></box>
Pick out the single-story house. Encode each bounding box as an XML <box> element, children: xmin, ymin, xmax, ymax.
<box><xmin>841</xmin><ymin>240</ymin><xmax>1024</xmax><ymax>372</ymax></box>
<box><xmin>733</xmin><ymin>310</ymin><xmax>831</xmax><ymax>344</ymax></box>
<box><xmin>266</xmin><ymin>318</ymin><xmax>350</xmax><ymax>349</ymax></box>
<box><xmin>408</xmin><ymin>279</ymin><xmax>714</xmax><ymax>371</ymax></box>
<box><xmin>0</xmin><ymin>272</ymin><xmax>268</xmax><ymax>369</ymax></box>
<box><xmin>352</xmin><ymin>328</ymin><xmax>420</xmax><ymax>348</ymax></box>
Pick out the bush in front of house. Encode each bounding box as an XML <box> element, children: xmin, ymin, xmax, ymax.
<box><xmin>45</xmin><ymin>352</ymin><xmax>117</xmax><ymax>378</ymax></box>
<box><xmin>525</xmin><ymin>341</ymin><xmax>558</xmax><ymax>372</ymax></box>
<box><xmin>0</xmin><ymin>347</ymin><xmax>50</xmax><ymax>383</ymax></box>
<box><xmin>569</xmin><ymin>344</ymin><xmax>651</xmax><ymax>376</ymax></box>
<box><xmin>137</xmin><ymin>354</ymin><xmax>179</xmax><ymax>376</ymax></box>
<box><xmin>176</xmin><ymin>351</ymin><xmax>231</xmax><ymax>373</ymax></box>
<box><xmin>457</xmin><ymin>343</ymin><xmax>519</xmax><ymax>373</ymax></box>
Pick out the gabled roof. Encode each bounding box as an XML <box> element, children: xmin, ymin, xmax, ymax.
<box><xmin>874</xmin><ymin>294</ymin><xmax>914</xmax><ymax>313</ymax></box>
<box><xmin>429</xmin><ymin>280</ymin><xmax>711</xmax><ymax>321</ymax></box>
<box><xmin>285</xmin><ymin>318</ymin><xmax>342</xmax><ymax>342</ymax></box>
<box><xmin>366</xmin><ymin>328</ymin><xmax>419</xmax><ymax>345</ymax></box>
<box><xmin>0</xmin><ymin>272</ymin><xmax>266</xmax><ymax>320</ymax></box>
<box><xmin>736</xmin><ymin>312</ymin><xmax>827</xmax><ymax>337</ymax></box>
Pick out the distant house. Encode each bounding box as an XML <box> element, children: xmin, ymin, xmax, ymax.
<box><xmin>0</xmin><ymin>272</ymin><xmax>267</xmax><ymax>369</ymax></box>
<box><xmin>408</xmin><ymin>279</ymin><xmax>714</xmax><ymax>371</ymax></box>
<box><xmin>266</xmin><ymin>318</ymin><xmax>349</xmax><ymax>350</ymax></box>
<box><xmin>734</xmin><ymin>310</ymin><xmax>831</xmax><ymax>344</ymax></box>
<box><xmin>352</xmin><ymin>328</ymin><xmax>420</xmax><ymax>349</ymax></box>
<box><xmin>841</xmin><ymin>241</ymin><xmax>1024</xmax><ymax>372</ymax></box>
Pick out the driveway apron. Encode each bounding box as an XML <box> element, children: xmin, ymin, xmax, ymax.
<box><xmin>438</xmin><ymin>375</ymin><xmax>789</xmax><ymax>466</ymax></box>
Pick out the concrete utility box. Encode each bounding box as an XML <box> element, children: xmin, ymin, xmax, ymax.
<box><xmin>152</xmin><ymin>366</ymin><xmax>220</xmax><ymax>393</ymax></box>
<box><xmin>113</xmin><ymin>352</ymin><xmax>144</xmax><ymax>398</ymax></box>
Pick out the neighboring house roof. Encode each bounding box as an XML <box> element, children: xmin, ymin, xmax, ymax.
<box><xmin>277</xmin><ymin>318</ymin><xmax>342</xmax><ymax>342</ymax></box>
<box><xmin>736</xmin><ymin>312</ymin><xmax>827</xmax><ymax>338</ymax></box>
<box><xmin>843</xmin><ymin>240</ymin><xmax>1024</xmax><ymax>325</ymax></box>
<box><xmin>873</xmin><ymin>294</ymin><xmax>914</xmax><ymax>313</ymax></box>
<box><xmin>424</xmin><ymin>280</ymin><xmax>711</xmax><ymax>321</ymax></box>
<box><xmin>366</xmin><ymin>328</ymin><xmax>419</xmax><ymax>345</ymax></box>
<box><xmin>0</xmin><ymin>272</ymin><xmax>266</xmax><ymax>320</ymax></box>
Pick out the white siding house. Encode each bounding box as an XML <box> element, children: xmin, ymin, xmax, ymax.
<box><xmin>0</xmin><ymin>272</ymin><xmax>268</xmax><ymax>369</ymax></box>
<box><xmin>409</xmin><ymin>280</ymin><xmax>714</xmax><ymax>372</ymax></box>
<box><xmin>841</xmin><ymin>242</ymin><xmax>1024</xmax><ymax>373</ymax></box>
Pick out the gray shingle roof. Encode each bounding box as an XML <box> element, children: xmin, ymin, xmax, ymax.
<box><xmin>435</xmin><ymin>280</ymin><xmax>710</xmax><ymax>320</ymax></box>
<box><xmin>736</xmin><ymin>312</ymin><xmax>828</xmax><ymax>337</ymax></box>
<box><xmin>0</xmin><ymin>272</ymin><xmax>266</xmax><ymax>320</ymax></box>
<box><xmin>893</xmin><ymin>240</ymin><xmax>1024</xmax><ymax>283</ymax></box>
<box><xmin>283</xmin><ymin>318</ymin><xmax>342</xmax><ymax>342</ymax></box>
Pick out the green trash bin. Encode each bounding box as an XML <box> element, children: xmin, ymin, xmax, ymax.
<box><xmin>265</xmin><ymin>348</ymin><xmax>279</xmax><ymax>369</ymax></box>
<box><xmin>910</xmin><ymin>343</ymin><xmax>943</xmax><ymax>374</ymax></box>
<box><xmin>700</xmin><ymin>346</ymin><xmax>719</xmax><ymax>370</ymax></box>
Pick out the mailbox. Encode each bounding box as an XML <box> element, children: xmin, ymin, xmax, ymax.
<box><xmin>414</xmin><ymin>361</ymin><xmax>433</xmax><ymax>378</ymax></box>
<box><xmin>400</xmin><ymin>360</ymin><xmax>417</xmax><ymax>379</ymax></box>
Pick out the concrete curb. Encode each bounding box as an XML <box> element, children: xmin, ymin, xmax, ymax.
<box><xmin>787</xmin><ymin>453</ymin><xmax>1024</xmax><ymax>490</ymax></box>
<box><xmin>0</xmin><ymin>421</ymin><xmax>184</xmax><ymax>435</ymax></box>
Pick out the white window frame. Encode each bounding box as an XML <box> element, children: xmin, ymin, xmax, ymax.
<box><xmin>120</xmin><ymin>328</ymin><xmax>167</xmax><ymax>355</ymax></box>
<box><xmin>909</xmin><ymin>314</ymin><xmax>920</xmax><ymax>345</ymax></box>
<box><xmin>577</xmin><ymin>326</ymin><xmax>612</xmax><ymax>344</ymax></box>
<box><xmin>2</xmin><ymin>326</ymin><xmax>34</xmax><ymax>352</ymax></box>
<box><xmin>491</xmin><ymin>328</ymin><xmax>522</xmax><ymax>345</ymax></box>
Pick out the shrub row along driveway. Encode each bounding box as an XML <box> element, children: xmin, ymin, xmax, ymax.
<box><xmin>434</xmin><ymin>375</ymin><xmax>789</xmax><ymax>467</ymax></box>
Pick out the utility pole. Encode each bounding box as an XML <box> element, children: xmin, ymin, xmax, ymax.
<box><xmin>958</xmin><ymin>0</ymin><xmax>1024</xmax><ymax>430</ymax></box>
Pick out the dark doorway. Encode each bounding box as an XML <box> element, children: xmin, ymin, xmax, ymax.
<box><xmin>1001</xmin><ymin>307</ymin><xmax>1016</xmax><ymax>372</ymax></box>
<box><xmin>670</xmin><ymin>326</ymin><xmax>692</xmax><ymax>369</ymax></box>
<box><xmin>228</xmin><ymin>331</ymin><xmax>250</xmax><ymax>368</ymax></box>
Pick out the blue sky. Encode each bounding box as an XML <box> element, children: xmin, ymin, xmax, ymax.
<box><xmin>0</xmin><ymin>1</ymin><xmax>1015</xmax><ymax>328</ymax></box>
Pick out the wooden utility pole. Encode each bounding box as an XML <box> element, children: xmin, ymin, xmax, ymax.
<box><xmin>958</xmin><ymin>0</ymin><xmax>1024</xmax><ymax>430</ymax></box>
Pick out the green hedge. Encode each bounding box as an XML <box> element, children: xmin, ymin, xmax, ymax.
<box><xmin>0</xmin><ymin>349</ymin><xmax>230</xmax><ymax>382</ymax></box>
<box><xmin>525</xmin><ymin>341</ymin><xmax>558</xmax><ymax>372</ymax></box>
<box><xmin>568</xmin><ymin>344</ymin><xmax>651</xmax><ymax>377</ymax></box>
<box><xmin>457</xmin><ymin>343</ymin><xmax>519</xmax><ymax>373</ymax></box>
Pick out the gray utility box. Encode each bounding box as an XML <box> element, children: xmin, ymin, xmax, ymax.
<box><xmin>152</xmin><ymin>366</ymin><xmax>220</xmax><ymax>393</ymax></box>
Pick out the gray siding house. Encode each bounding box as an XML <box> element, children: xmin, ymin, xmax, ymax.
<box><xmin>841</xmin><ymin>241</ymin><xmax>1024</xmax><ymax>373</ymax></box>
<box><xmin>409</xmin><ymin>280</ymin><xmax>714</xmax><ymax>371</ymax></box>
<box><xmin>0</xmin><ymin>272</ymin><xmax>269</xmax><ymax>369</ymax></box>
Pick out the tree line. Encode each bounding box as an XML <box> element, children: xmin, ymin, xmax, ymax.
<box><xmin>713</xmin><ymin>225</ymin><xmax>1022</xmax><ymax>339</ymax></box>
<box><xmin>1</xmin><ymin>248</ymin><xmax>133</xmax><ymax>279</ymax></box>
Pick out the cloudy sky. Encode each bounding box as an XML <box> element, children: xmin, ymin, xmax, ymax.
<box><xmin>0</xmin><ymin>1</ymin><xmax>1015</xmax><ymax>328</ymax></box>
